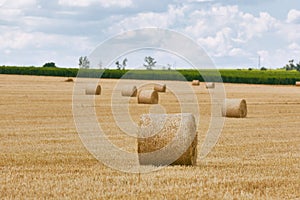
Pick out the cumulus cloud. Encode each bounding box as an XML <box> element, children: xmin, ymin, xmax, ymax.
<box><xmin>256</xmin><ymin>48</ymin><xmax>300</xmax><ymax>68</ymax></box>
<box><xmin>288</xmin><ymin>42</ymin><xmax>300</xmax><ymax>50</ymax></box>
<box><xmin>0</xmin><ymin>28</ymin><xmax>93</xmax><ymax>66</ymax></box>
<box><xmin>288</xmin><ymin>43</ymin><xmax>300</xmax><ymax>55</ymax></box>
<box><xmin>228</xmin><ymin>48</ymin><xmax>248</xmax><ymax>57</ymax></box>
<box><xmin>58</xmin><ymin>0</ymin><xmax>133</xmax><ymax>8</ymax></box>
<box><xmin>1</xmin><ymin>0</ymin><xmax>37</xmax><ymax>8</ymax></box>
<box><xmin>0</xmin><ymin>0</ymin><xmax>299</xmax><ymax>68</ymax></box>
<box><xmin>287</xmin><ymin>9</ymin><xmax>300</xmax><ymax>24</ymax></box>
<box><xmin>106</xmin><ymin>5</ymin><xmax>186</xmax><ymax>34</ymax></box>
<box><xmin>198</xmin><ymin>28</ymin><xmax>233</xmax><ymax>57</ymax></box>
<box><xmin>179</xmin><ymin>5</ymin><xmax>280</xmax><ymax>60</ymax></box>
<box><xmin>186</xmin><ymin>0</ymin><xmax>214</xmax><ymax>2</ymax></box>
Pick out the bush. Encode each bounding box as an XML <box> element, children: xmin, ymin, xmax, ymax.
<box><xmin>260</xmin><ymin>67</ymin><xmax>267</xmax><ymax>71</ymax></box>
<box><xmin>43</xmin><ymin>62</ymin><xmax>56</xmax><ymax>68</ymax></box>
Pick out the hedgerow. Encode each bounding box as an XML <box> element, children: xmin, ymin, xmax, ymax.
<box><xmin>1</xmin><ymin>66</ymin><xmax>300</xmax><ymax>85</ymax></box>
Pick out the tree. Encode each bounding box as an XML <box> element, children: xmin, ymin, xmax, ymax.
<box><xmin>296</xmin><ymin>62</ymin><xmax>300</xmax><ymax>72</ymax></box>
<box><xmin>43</xmin><ymin>62</ymin><xmax>56</xmax><ymax>68</ymax></box>
<box><xmin>143</xmin><ymin>56</ymin><xmax>156</xmax><ymax>70</ymax></box>
<box><xmin>284</xmin><ymin>59</ymin><xmax>297</xmax><ymax>71</ymax></box>
<box><xmin>115</xmin><ymin>58</ymin><xmax>128</xmax><ymax>70</ymax></box>
<box><xmin>79</xmin><ymin>56</ymin><xmax>90</xmax><ymax>69</ymax></box>
<box><xmin>122</xmin><ymin>58</ymin><xmax>128</xmax><ymax>70</ymax></box>
<box><xmin>167</xmin><ymin>63</ymin><xmax>172</xmax><ymax>70</ymax></box>
<box><xmin>285</xmin><ymin>64</ymin><xmax>292</xmax><ymax>71</ymax></box>
<box><xmin>115</xmin><ymin>61</ymin><xmax>121</xmax><ymax>70</ymax></box>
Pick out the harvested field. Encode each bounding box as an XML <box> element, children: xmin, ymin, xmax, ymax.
<box><xmin>0</xmin><ymin>75</ymin><xmax>299</xmax><ymax>199</ymax></box>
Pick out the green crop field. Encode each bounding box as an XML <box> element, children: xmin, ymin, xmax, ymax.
<box><xmin>1</xmin><ymin>66</ymin><xmax>300</xmax><ymax>85</ymax></box>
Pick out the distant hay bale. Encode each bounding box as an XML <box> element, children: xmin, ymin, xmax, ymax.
<box><xmin>137</xmin><ymin>113</ymin><xmax>197</xmax><ymax>166</ymax></box>
<box><xmin>222</xmin><ymin>99</ymin><xmax>247</xmax><ymax>118</ymax></box>
<box><xmin>121</xmin><ymin>85</ymin><xmax>137</xmax><ymax>97</ymax></box>
<box><xmin>192</xmin><ymin>80</ymin><xmax>200</xmax><ymax>86</ymax></box>
<box><xmin>85</xmin><ymin>85</ymin><xmax>101</xmax><ymax>95</ymax></box>
<box><xmin>154</xmin><ymin>84</ymin><xmax>166</xmax><ymax>92</ymax></box>
<box><xmin>296</xmin><ymin>81</ymin><xmax>300</xmax><ymax>86</ymax></box>
<box><xmin>138</xmin><ymin>90</ymin><xmax>158</xmax><ymax>104</ymax></box>
<box><xmin>205</xmin><ymin>82</ymin><xmax>215</xmax><ymax>89</ymax></box>
<box><xmin>64</xmin><ymin>78</ymin><xmax>73</xmax><ymax>82</ymax></box>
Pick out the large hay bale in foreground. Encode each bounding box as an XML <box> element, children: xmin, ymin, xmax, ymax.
<box><xmin>296</xmin><ymin>81</ymin><xmax>300</xmax><ymax>86</ymax></box>
<box><xmin>121</xmin><ymin>85</ymin><xmax>137</xmax><ymax>97</ymax></box>
<box><xmin>192</xmin><ymin>80</ymin><xmax>200</xmax><ymax>86</ymax></box>
<box><xmin>205</xmin><ymin>82</ymin><xmax>215</xmax><ymax>89</ymax></box>
<box><xmin>138</xmin><ymin>90</ymin><xmax>158</xmax><ymax>104</ymax></box>
<box><xmin>137</xmin><ymin>113</ymin><xmax>197</xmax><ymax>166</ymax></box>
<box><xmin>222</xmin><ymin>99</ymin><xmax>247</xmax><ymax>118</ymax></box>
<box><xmin>154</xmin><ymin>84</ymin><xmax>166</xmax><ymax>92</ymax></box>
<box><xmin>85</xmin><ymin>85</ymin><xmax>101</xmax><ymax>95</ymax></box>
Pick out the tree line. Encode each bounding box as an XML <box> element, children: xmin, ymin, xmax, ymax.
<box><xmin>284</xmin><ymin>59</ymin><xmax>300</xmax><ymax>71</ymax></box>
<box><xmin>78</xmin><ymin>56</ymin><xmax>159</xmax><ymax>70</ymax></box>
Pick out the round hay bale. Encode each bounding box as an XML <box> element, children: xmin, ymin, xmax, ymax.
<box><xmin>296</xmin><ymin>81</ymin><xmax>300</xmax><ymax>86</ymax></box>
<box><xmin>137</xmin><ymin>90</ymin><xmax>158</xmax><ymax>104</ymax></box>
<box><xmin>85</xmin><ymin>85</ymin><xmax>101</xmax><ymax>95</ymax></box>
<box><xmin>137</xmin><ymin>113</ymin><xmax>197</xmax><ymax>166</ymax></box>
<box><xmin>154</xmin><ymin>84</ymin><xmax>166</xmax><ymax>92</ymax></box>
<box><xmin>222</xmin><ymin>99</ymin><xmax>247</xmax><ymax>118</ymax></box>
<box><xmin>121</xmin><ymin>85</ymin><xmax>137</xmax><ymax>97</ymax></box>
<box><xmin>192</xmin><ymin>80</ymin><xmax>200</xmax><ymax>86</ymax></box>
<box><xmin>205</xmin><ymin>82</ymin><xmax>215</xmax><ymax>89</ymax></box>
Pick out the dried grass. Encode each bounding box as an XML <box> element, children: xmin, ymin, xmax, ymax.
<box><xmin>1</xmin><ymin>75</ymin><xmax>300</xmax><ymax>199</ymax></box>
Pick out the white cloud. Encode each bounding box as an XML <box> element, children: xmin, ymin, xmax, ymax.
<box><xmin>0</xmin><ymin>0</ymin><xmax>299</xmax><ymax>68</ymax></box>
<box><xmin>238</xmin><ymin>12</ymin><xmax>279</xmax><ymax>41</ymax></box>
<box><xmin>58</xmin><ymin>0</ymin><xmax>90</xmax><ymax>7</ymax></box>
<box><xmin>0</xmin><ymin>8</ymin><xmax>22</xmax><ymax>21</ymax></box>
<box><xmin>100</xmin><ymin>0</ymin><xmax>132</xmax><ymax>8</ymax></box>
<box><xmin>58</xmin><ymin>0</ymin><xmax>133</xmax><ymax>8</ymax></box>
<box><xmin>278</xmin><ymin>23</ymin><xmax>300</xmax><ymax>42</ymax></box>
<box><xmin>180</xmin><ymin>5</ymin><xmax>280</xmax><ymax>60</ymax></box>
<box><xmin>288</xmin><ymin>43</ymin><xmax>300</xmax><ymax>56</ymax></box>
<box><xmin>106</xmin><ymin>5</ymin><xmax>185</xmax><ymax>34</ymax></box>
<box><xmin>0</xmin><ymin>27</ymin><xmax>91</xmax><ymax>51</ymax></box>
<box><xmin>287</xmin><ymin>9</ymin><xmax>300</xmax><ymax>24</ymax></box>
<box><xmin>1</xmin><ymin>0</ymin><xmax>37</xmax><ymax>8</ymax></box>
<box><xmin>0</xmin><ymin>28</ymin><xmax>34</xmax><ymax>49</ymax></box>
<box><xmin>258</xmin><ymin>49</ymin><xmax>283</xmax><ymax>68</ymax></box>
<box><xmin>0</xmin><ymin>24</ymin><xmax>93</xmax><ymax>67</ymax></box>
<box><xmin>228</xmin><ymin>48</ymin><xmax>248</xmax><ymax>56</ymax></box>
<box><xmin>187</xmin><ymin>0</ymin><xmax>214</xmax><ymax>2</ymax></box>
<box><xmin>288</xmin><ymin>42</ymin><xmax>300</xmax><ymax>51</ymax></box>
<box><xmin>197</xmin><ymin>27</ymin><xmax>233</xmax><ymax>57</ymax></box>
<box><xmin>0</xmin><ymin>0</ymin><xmax>6</xmax><ymax>6</ymax></box>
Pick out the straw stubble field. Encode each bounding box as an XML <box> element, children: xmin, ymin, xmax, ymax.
<box><xmin>0</xmin><ymin>74</ymin><xmax>299</xmax><ymax>199</ymax></box>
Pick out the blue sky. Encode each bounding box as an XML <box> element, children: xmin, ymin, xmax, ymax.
<box><xmin>0</xmin><ymin>0</ymin><xmax>299</xmax><ymax>69</ymax></box>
